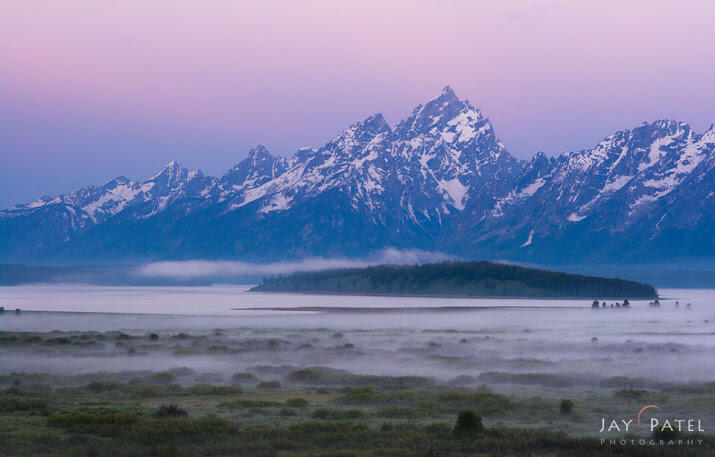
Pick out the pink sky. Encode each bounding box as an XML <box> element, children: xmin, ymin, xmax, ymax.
<box><xmin>1</xmin><ymin>0</ymin><xmax>714</xmax><ymax>206</ymax></box>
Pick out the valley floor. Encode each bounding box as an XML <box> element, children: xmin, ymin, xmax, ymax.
<box><xmin>0</xmin><ymin>286</ymin><xmax>712</xmax><ymax>456</ymax></box>
<box><xmin>0</xmin><ymin>326</ymin><xmax>713</xmax><ymax>457</ymax></box>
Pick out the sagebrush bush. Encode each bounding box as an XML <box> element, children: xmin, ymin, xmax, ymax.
<box><xmin>559</xmin><ymin>399</ymin><xmax>574</xmax><ymax>415</ymax></box>
<box><xmin>453</xmin><ymin>410</ymin><xmax>483</xmax><ymax>437</ymax></box>
<box><xmin>257</xmin><ymin>381</ymin><xmax>281</xmax><ymax>389</ymax></box>
<box><xmin>154</xmin><ymin>404</ymin><xmax>188</xmax><ymax>418</ymax></box>
<box><xmin>311</xmin><ymin>408</ymin><xmax>363</xmax><ymax>420</ymax></box>
<box><xmin>285</xmin><ymin>397</ymin><xmax>309</xmax><ymax>407</ymax></box>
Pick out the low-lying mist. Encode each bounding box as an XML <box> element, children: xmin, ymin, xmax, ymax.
<box><xmin>135</xmin><ymin>248</ymin><xmax>451</xmax><ymax>281</ymax></box>
<box><xmin>1</xmin><ymin>290</ymin><xmax>713</xmax><ymax>391</ymax></box>
<box><xmin>0</xmin><ymin>248</ymin><xmax>451</xmax><ymax>286</ymax></box>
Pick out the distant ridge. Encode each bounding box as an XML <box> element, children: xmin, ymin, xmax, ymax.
<box><xmin>250</xmin><ymin>261</ymin><xmax>658</xmax><ymax>299</ymax></box>
<box><xmin>1</xmin><ymin>87</ymin><xmax>712</xmax><ymax>264</ymax></box>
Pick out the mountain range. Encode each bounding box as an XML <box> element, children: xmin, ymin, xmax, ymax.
<box><xmin>2</xmin><ymin>86</ymin><xmax>713</xmax><ymax>264</ymax></box>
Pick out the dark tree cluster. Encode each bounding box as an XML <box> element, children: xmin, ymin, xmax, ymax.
<box><xmin>252</xmin><ymin>261</ymin><xmax>657</xmax><ymax>299</ymax></box>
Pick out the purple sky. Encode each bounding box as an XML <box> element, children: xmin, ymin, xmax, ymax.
<box><xmin>2</xmin><ymin>0</ymin><xmax>714</xmax><ymax>207</ymax></box>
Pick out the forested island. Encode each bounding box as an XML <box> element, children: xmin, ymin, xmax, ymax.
<box><xmin>250</xmin><ymin>261</ymin><xmax>658</xmax><ymax>299</ymax></box>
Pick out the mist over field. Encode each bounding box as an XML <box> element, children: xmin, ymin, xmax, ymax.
<box><xmin>2</xmin><ymin>286</ymin><xmax>713</xmax><ymax>384</ymax></box>
<box><xmin>1</xmin><ymin>279</ymin><xmax>713</xmax><ymax>454</ymax></box>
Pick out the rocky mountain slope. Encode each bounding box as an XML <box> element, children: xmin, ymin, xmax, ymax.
<box><xmin>2</xmin><ymin>87</ymin><xmax>712</xmax><ymax>264</ymax></box>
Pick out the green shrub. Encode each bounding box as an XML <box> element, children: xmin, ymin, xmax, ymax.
<box><xmin>0</xmin><ymin>397</ymin><xmax>49</xmax><ymax>414</ymax></box>
<box><xmin>559</xmin><ymin>399</ymin><xmax>574</xmax><ymax>415</ymax></box>
<box><xmin>168</xmin><ymin>367</ymin><xmax>195</xmax><ymax>377</ymax></box>
<box><xmin>217</xmin><ymin>399</ymin><xmax>281</xmax><ymax>409</ymax></box>
<box><xmin>130</xmin><ymin>386</ymin><xmax>161</xmax><ymax>398</ymax></box>
<box><xmin>285</xmin><ymin>367</ymin><xmax>433</xmax><ymax>388</ymax></box>
<box><xmin>230</xmin><ymin>372</ymin><xmax>258</xmax><ymax>384</ymax></box>
<box><xmin>311</xmin><ymin>408</ymin><xmax>363</xmax><ymax>420</ymax></box>
<box><xmin>127</xmin><ymin>415</ymin><xmax>237</xmax><ymax>442</ymax></box>
<box><xmin>376</xmin><ymin>406</ymin><xmax>416</xmax><ymax>418</ymax></box>
<box><xmin>662</xmin><ymin>381</ymin><xmax>715</xmax><ymax>394</ymax></box>
<box><xmin>154</xmin><ymin>404</ymin><xmax>188</xmax><ymax>418</ymax></box>
<box><xmin>337</xmin><ymin>386</ymin><xmax>376</xmax><ymax>404</ymax></box>
<box><xmin>149</xmin><ymin>372</ymin><xmax>176</xmax><ymax>385</ymax></box>
<box><xmin>436</xmin><ymin>391</ymin><xmax>512</xmax><ymax>415</ymax></box>
<box><xmin>453</xmin><ymin>410</ymin><xmax>483</xmax><ymax>437</ymax></box>
<box><xmin>614</xmin><ymin>389</ymin><xmax>647</xmax><ymax>399</ymax></box>
<box><xmin>598</xmin><ymin>376</ymin><xmax>663</xmax><ymax>390</ymax></box>
<box><xmin>479</xmin><ymin>371</ymin><xmax>575</xmax><ymax>388</ymax></box>
<box><xmin>47</xmin><ymin>411</ymin><xmax>137</xmax><ymax>433</ymax></box>
<box><xmin>257</xmin><ymin>381</ymin><xmax>281</xmax><ymax>389</ymax></box>
<box><xmin>286</xmin><ymin>367</ymin><xmax>347</xmax><ymax>384</ymax></box>
<box><xmin>87</xmin><ymin>381</ymin><xmax>122</xmax><ymax>393</ymax></box>
<box><xmin>285</xmin><ymin>397</ymin><xmax>309</xmax><ymax>407</ymax></box>
<box><xmin>186</xmin><ymin>384</ymin><xmax>242</xmax><ymax>396</ymax></box>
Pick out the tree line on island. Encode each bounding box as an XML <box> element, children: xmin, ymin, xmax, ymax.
<box><xmin>250</xmin><ymin>261</ymin><xmax>658</xmax><ymax>299</ymax></box>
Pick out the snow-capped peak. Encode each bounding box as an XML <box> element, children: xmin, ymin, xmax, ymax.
<box><xmin>394</xmin><ymin>87</ymin><xmax>497</xmax><ymax>158</ymax></box>
<box><xmin>3</xmin><ymin>86</ymin><xmax>711</xmax><ymax>265</ymax></box>
<box><xmin>247</xmin><ymin>145</ymin><xmax>273</xmax><ymax>160</ymax></box>
<box><xmin>147</xmin><ymin>160</ymin><xmax>185</xmax><ymax>181</ymax></box>
<box><xmin>325</xmin><ymin>113</ymin><xmax>393</xmax><ymax>160</ymax></box>
<box><xmin>341</xmin><ymin>113</ymin><xmax>391</xmax><ymax>139</ymax></box>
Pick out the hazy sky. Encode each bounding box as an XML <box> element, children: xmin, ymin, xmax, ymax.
<box><xmin>1</xmin><ymin>0</ymin><xmax>714</xmax><ymax>207</ymax></box>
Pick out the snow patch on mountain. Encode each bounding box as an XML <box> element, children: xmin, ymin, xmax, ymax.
<box><xmin>81</xmin><ymin>182</ymin><xmax>141</xmax><ymax>222</ymax></box>
<box><xmin>641</xmin><ymin>135</ymin><xmax>674</xmax><ymax>171</ymax></box>
<box><xmin>520</xmin><ymin>229</ymin><xmax>535</xmax><ymax>247</ymax></box>
<box><xmin>438</xmin><ymin>178</ymin><xmax>469</xmax><ymax>210</ymax></box>
<box><xmin>517</xmin><ymin>177</ymin><xmax>546</xmax><ymax>197</ymax></box>
<box><xmin>601</xmin><ymin>175</ymin><xmax>633</xmax><ymax>193</ymax></box>
<box><xmin>259</xmin><ymin>193</ymin><xmax>293</xmax><ymax>213</ymax></box>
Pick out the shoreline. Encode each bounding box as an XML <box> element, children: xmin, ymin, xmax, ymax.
<box><xmin>231</xmin><ymin>305</ymin><xmax>594</xmax><ymax>312</ymax></box>
<box><xmin>247</xmin><ymin>289</ymin><xmax>657</xmax><ymax>301</ymax></box>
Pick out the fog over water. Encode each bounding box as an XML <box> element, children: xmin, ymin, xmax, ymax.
<box><xmin>0</xmin><ymin>286</ymin><xmax>713</xmax><ymax>385</ymax></box>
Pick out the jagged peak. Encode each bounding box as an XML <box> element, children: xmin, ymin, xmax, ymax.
<box><xmin>18</xmin><ymin>194</ymin><xmax>56</xmax><ymax>209</ymax></box>
<box><xmin>351</xmin><ymin>113</ymin><xmax>391</xmax><ymax>134</ymax></box>
<box><xmin>645</xmin><ymin>119</ymin><xmax>692</xmax><ymax>135</ymax></box>
<box><xmin>629</xmin><ymin>119</ymin><xmax>691</xmax><ymax>135</ymax></box>
<box><xmin>220</xmin><ymin>145</ymin><xmax>286</xmax><ymax>187</ymax></box>
<box><xmin>581</xmin><ymin>119</ymin><xmax>692</xmax><ymax>152</ymax></box>
<box><xmin>145</xmin><ymin>160</ymin><xmax>190</xmax><ymax>186</ymax></box>
<box><xmin>295</xmin><ymin>146</ymin><xmax>316</xmax><ymax>162</ymax></box>
<box><xmin>650</xmin><ymin>119</ymin><xmax>679</xmax><ymax>127</ymax></box>
<box><xmin>150</xmin><ymin>160</ymin><xmax>182</xmax><ymax>175</ymax></box>
<box><xmin>701</xmin><ymin>123</ymin><xmax>715</xmax><ymax>143</ymax></box>
<box><xmin>248</xmin><ymin>144</ymin><xmax>273</xmax><ymax>159</ymax></box>
<box><xmin>396</xmin><ymin>86</ymin><xmax>484</xmax><ymax>139</ymax></box>
<box><xmin>529</xmin><ymin>152</ymin><xmax>552</xmax><ymax>166</ymax></box>
<box><xmin>331</xmin><ymin>113</ymin><xmax>392</xmax><ymax>149</ymax></box>
<box><xmin>102</xmin><ymin>176</ymin><xmax>132</xmax><ymax>188</ymax></box>
<box><xmin>429</xmin><ymin>85</ymin><xmax>458</xmax><ymax>103</ymax></box>
<box><xmin>187</xmin><ymin>169</ymin><xmax>204</xmax><ymax>180</ymax></box>
<box><xmin>421</xmin><ymin>85</ymin><xmax>464</xmax><ymax>111</ymax></box>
